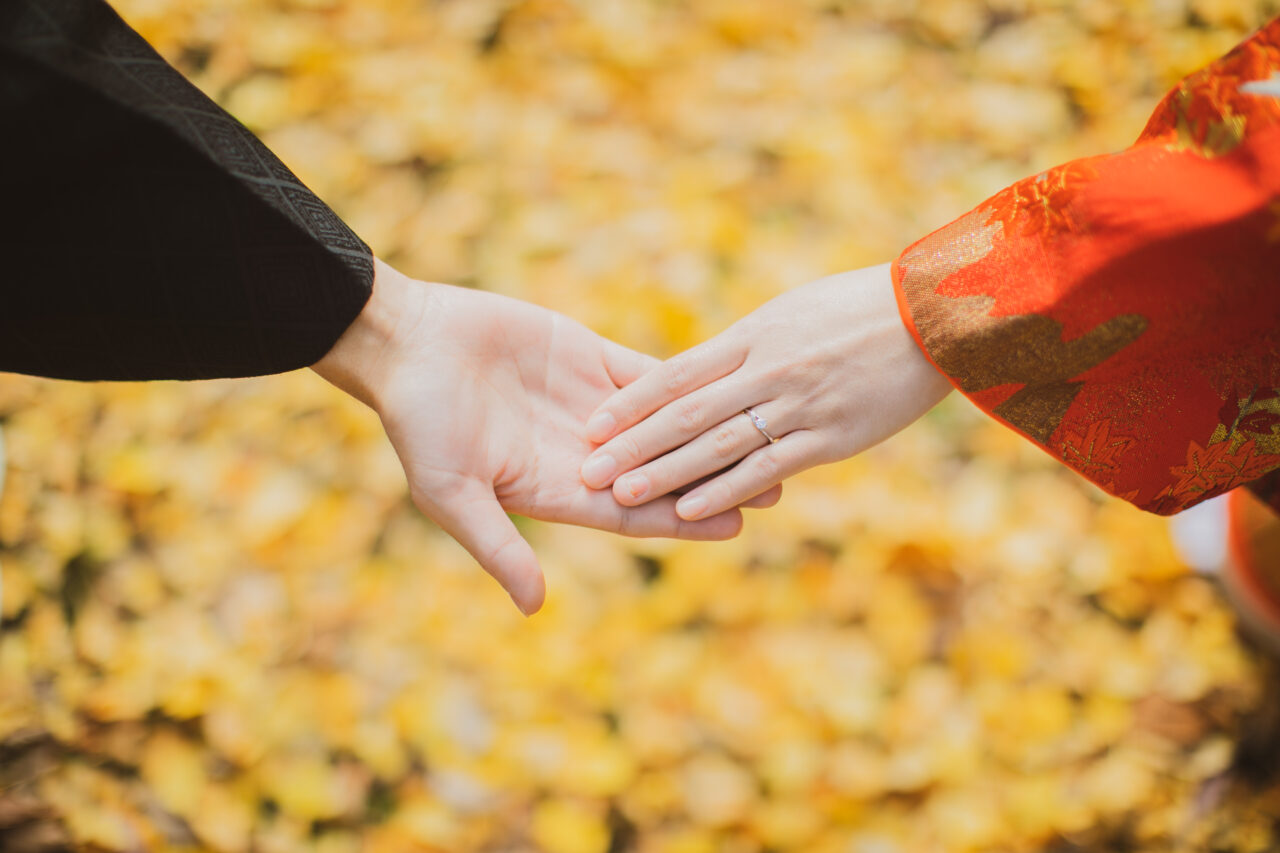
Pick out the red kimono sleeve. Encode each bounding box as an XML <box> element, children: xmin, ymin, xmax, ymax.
<box><xmin>891</xmin><ymin>18</ymin><xmax>1280</xmax><ymax>516</ymax></box>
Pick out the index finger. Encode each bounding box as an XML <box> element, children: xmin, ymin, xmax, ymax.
<box><xmin>584</xmin><ymin>339</ymin><xmax>745</xmax><ymax>444</ymax></box>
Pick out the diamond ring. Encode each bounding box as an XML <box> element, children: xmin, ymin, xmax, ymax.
<box><xmin>743</xmin><ymin>407</ymin><xmax>777</xmax><ymax>443</ymax></box>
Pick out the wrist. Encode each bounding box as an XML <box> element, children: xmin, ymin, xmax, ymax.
<box><xmin>312</xmin><ymin>258</ymin><xmax>429</xmax><ymax>412</ymax></box>
<box><xmin>884</xmin><ymin>261</ymin><xmax>952</xmax><ymax>392</ymax></box>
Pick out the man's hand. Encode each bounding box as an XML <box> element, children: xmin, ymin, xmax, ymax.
<box><xmin>313</xmin><ymin>260</ymin><xmax>777</xmax><ymax>615</ymax></box>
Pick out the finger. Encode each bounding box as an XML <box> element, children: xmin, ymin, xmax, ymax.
<box><xmin>602</xmin><ymin>339</ymin><xmax>660</xmax><ymax>388</ymax></box>
<box><xmin>585</xmin><ymin>339</ymin><xmax>745</xmax><ymax>444</ymax></box>
<box><xmin>610</xmin><ymin>404</ymin><xmax>780</xmax><ymax>506</ymax></box>
<box><xmin>741</xmin><ymin>483</ymin><xmax>783</xmax><ymax>509</ymax></box>
<box><xmin>673</xmin><ymin>477</ymin><xmax>781</xmax><ymax>509</ymax></box>
<box><xmin>675</xmin><ymin>431</ymin><xmax>822</xmax><ymax>521</ymax></box>
<box><xmin>582</xmin><ymin>373</ymin><xmax>759</xmax><ymax>490</ymax></box>
<box><xmin>546</xmin><ymin>487</ymin><xmax>745</xmax><ymax>541</ymax></box>
<box><xmin>420</xmin><ymin>481</ymin><xmax>547</xmax><ymax>616</ymax></box>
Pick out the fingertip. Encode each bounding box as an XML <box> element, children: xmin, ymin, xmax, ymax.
<box><xmin>581</xmin><ymin>452</ymin><xmax>619</xmax><ymax>489</ymax></box>
<box><xmin>585</xmin><ymin>410</ymin><xmax>617</xmax><ymax>443</ymax></box>
<box><xmin>513</xmin><ymin>570</ymin><xmax>547</xmax><ymax>617</ymax></box>
<box><xmin>603</xmin><ymin>341</ymin><xmax>660</xmax><ymax>388</ymax></box>
<box><xmin>423</xmin><ymin>485</ymin><xmax>549</xmax><ymax>618</ymax></box>
<box><xmin>680</xmin><ymin>507</ymin><xmax>742</xmax><ymax>540</ymax></box>
<box><xmin>460</xmin><ymin>511</ymin><xmax>544</xmax><ymax>615</ymax></box>
<box><xmin>744</xmin><ymin>484</ymin><xmax>783</xmax><ymax>509</ymax></box>
<box><xmin>613</xmin><ymin>473</ymin><xmax>651</xmax><ymax>506</ymax></box>
<box><xmin>499</xmin><ymin>549</ymin><xmax>545</xmax><ymax>617</ymax></box>
<box><xmin>709</xmin><ymin>508</ymin><xmax>745</xmax><ymax>539</ymax></box>
<box><xmin>676</xmin><ymin>493</ymin><xmax>708</xmax><ymax>521</ymax></box>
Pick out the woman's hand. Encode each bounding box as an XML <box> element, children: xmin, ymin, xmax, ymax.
<box><xmin>580</xmin><ymin>263</ymin><xmax>953</xmax><ymax>520</ymax></box>
<box><xmin>315</xmin><ymin>260</ymin><xmax>777</xmax><ymax>616</ymax></box>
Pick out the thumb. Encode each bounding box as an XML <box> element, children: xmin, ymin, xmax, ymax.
<box><xmin>602</xmin><ymin>339</ymin><xmax>660</xmax><ymax>388</ymax></box>
<box><xmin>422</xmin><ymin>481</ymin><xmax>547</xmax><ymax>616</ymax></box>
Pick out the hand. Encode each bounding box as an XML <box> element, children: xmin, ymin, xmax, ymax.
<box><xmin>314</xmin><ymin>260</ymin><xmax>776</xmax><ymax>616</ymax></box>
<box><xmin>579</xmin><ymin>263</ymin><xmax>953</xmax><ymax>520</ymax></box>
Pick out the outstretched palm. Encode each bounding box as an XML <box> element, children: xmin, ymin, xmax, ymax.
<box><xmin>321</xmin><ymin>262</ymin><xmax>757</xmax><ymax>615</ymax></box>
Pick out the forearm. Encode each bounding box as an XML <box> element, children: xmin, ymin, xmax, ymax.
<box><xmin>0</xmin><ymin>0</ymin><xmax>373</xmax><ymax>381</ymax></box>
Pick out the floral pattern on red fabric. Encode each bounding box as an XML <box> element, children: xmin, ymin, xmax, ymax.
<box><xmin>1058</xmin><ymin>419</ymin><xmax>1137</xmax><ymax>477</ymax></box>
<box><xmin>985</xmin><ymin>160</ymin><xmax>1099</xmax><ymax>239</ymax></box>
<box><xmin>892</xmin><ymin>18</ymin><xmax>1280</xmax><ymax>515</ymax></box>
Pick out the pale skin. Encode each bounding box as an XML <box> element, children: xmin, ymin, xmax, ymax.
<box><xmin>580</xmin><ymin>263</ymin><xmax>955</xmax><ymax>520</ymax></box>
<box><xmin>312</xmin><ymin>260</ymin><xmax>780</xmax><ymax>616</ymax></box>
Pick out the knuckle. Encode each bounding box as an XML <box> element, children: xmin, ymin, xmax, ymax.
<box><xmin>606</xmin><ymin>401</ymin><xmax>634</xmax><ymax>430</ymax></box>
<box><xmin>618</xmin><ymin>396</ymin><xmax>648</xmax><ymax>427</ymax></box>
<box><xmin>615</xmin><ymin>506</ymin><xmax>638</xmax><ymax>538</ymax></box>
<box><xmin>615</xmin><ymin>512</ymin><xmax>631</xmax><ymax>537</ymax></box>
<box><xmin>615</xmin><ymin>433</ymin><xmax>643</xmax><ymax>466</ymax></box>
<box><xmin>675</xmin><ymin>400</ymin><xmax>703</xmax><ymax>434</ymax></box>
<box><xmin>711</xmin><ymin>425</ymin><xmax>739</xmax><ymax>459</ymax></box>
<box><xmin>480</xmin><ymin>529</ymin><xmax>520</xmax><ymax>570</ymax></box>
<box><xmin>751</xmin><ymin>450</ymin><xmax>780</xmax><ymax>481</ymax></box>
<box><xmin>707</xmin><ymin>480</ymin><xmax>737</xmax><ymax>512</ymax></box>
<box><xmin>664</xmin><ymin>358</ymin><xmax>692</xmax><ymax>395</ymax></box>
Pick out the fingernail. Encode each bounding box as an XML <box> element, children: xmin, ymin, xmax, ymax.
<box><xmin>585</xmin><ymin>411</ymin><xmax>616</xmax><ymax>441</ymax></box>
<box><xmin>512</xmin><ymin>595</ymin><xmax>532</xmax><ymax>617</ymax></box>
<box><xmin>678</xmin><ymin>495</ymin><xmax>708</xmax><ymax>519</ymax></box>
<box><xmin>581</xmin><ymin>453</ymin><xmax>617</xmax><ymax>487</ymax></box>
<box><xmin>622</xmin><ymin>474</ymin><xmax>649</xmax><ymax>500</ymax></box>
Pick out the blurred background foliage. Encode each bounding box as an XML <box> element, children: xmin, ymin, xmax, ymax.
<box><xmin>3</xmin><ymin>0</ymin><xmax>1280</xmax><ymax>851</ymax></box>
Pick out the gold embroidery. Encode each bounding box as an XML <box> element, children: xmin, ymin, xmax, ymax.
<box><xmin>988</xmin><ymin>160</ymin><xmax>1099</xmax><ymax>237</ymax></box>
<box><xmin>1211</xmin><ymin>386</ymin><xmax>1280</xmax><ymax>455</ymax></box>
<box><xmin>1168</xmin><ymin>84</ymin><xmax>1249</xmax><ymax>158</ymax></box>
<box><xmin>898</xmin><ymin>210</ymin><xmax>1148</xmax><ymax>444</ymax></box>
<box><xmin>1058</xmin><ymin>419</ymin><xmax>1136</xmax><ymax>475</ymax></box>
<box><xmin>1169</xmin><ymin>437</ymin><xmax>1277</xmax><ymax>504</ymax></box>
<box><xmin>898</xmin><ymin>208</ymin><xmax>1004</xmax><ymax>297</ymax></box>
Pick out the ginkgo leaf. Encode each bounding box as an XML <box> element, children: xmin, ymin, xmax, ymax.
<box><xmin>3</xmin><ymin>3</ymin><xmax>1278</xmax><ymax>852</ymax></box>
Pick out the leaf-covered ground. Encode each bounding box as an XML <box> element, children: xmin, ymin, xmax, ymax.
<box><xmin>4</xmin><ymin>1</ymin><xmax>1280</xmax><ymax>851</ymax></box>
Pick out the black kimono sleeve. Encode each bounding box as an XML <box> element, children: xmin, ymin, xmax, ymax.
<box><xmin>0</xmin><ymin>0</ymin><xmax>374</xmax><ymax>381</ymax></box>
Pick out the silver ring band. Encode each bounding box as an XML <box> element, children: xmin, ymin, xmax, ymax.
<box><xmin>744</xmin><ymin>407</ymin><xmax>777</xmax><ymax>443</ymax></box>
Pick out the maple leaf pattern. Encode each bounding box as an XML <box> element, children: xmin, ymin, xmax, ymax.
<box><xmin>1142</xmin><ymin>30</ymin><xmax>1280</xmax><ymax>157</ymax></box>
<box><xmin>986</xmin><ymin>160</ymin><xmax>1099</xmax><ymax>238</ymax></box>
<box><xmin>1058</xmin><ymin>419</ymin><xmax>1136</xmax><ymax>475</ymax></box>
<box><xmin>1150</xmin><ymin>387</ymin><xmax>1280</xmax><ymax>513</ymax></box>
<box><xmin>893</xmin><ymin>19</ymin><xmax>1280</xmax><ymax>516</ymax></box>
<box><xmin>1100</xmin><ymin>482</ymin><xmax>1143</xmax><ymax>504</ymax></box>
<box><xmin>1169</xmin><ymin>87</ymin><xmax>1248</xmax><ymax>157</ymax></box>
<box><xmin>1168</xmin><ymin>438</ymin><xmax>1280</xmax><ymax>507</ymax></box>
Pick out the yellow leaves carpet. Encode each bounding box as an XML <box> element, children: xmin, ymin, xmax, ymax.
<box><xmin>3</xmin><ymin>1</ymin><xmax>1280</xmax><ymax>852</ymax></box>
